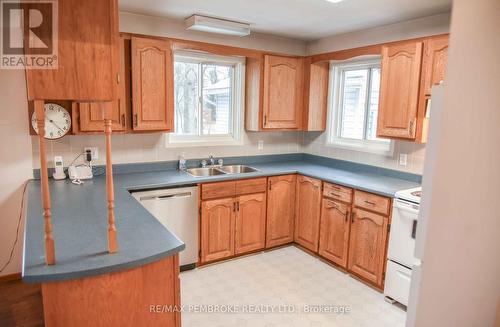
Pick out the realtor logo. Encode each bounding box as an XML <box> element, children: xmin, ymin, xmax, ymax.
<box><xmin>0</xmin><ymin>0</ymin><xmax>58</xmax><ymax>69</ymax></box>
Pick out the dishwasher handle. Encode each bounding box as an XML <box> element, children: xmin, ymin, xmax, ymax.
<box><xmin>139</xmin><ymin>192</ymin><xmax>193</xmax><ymax>201</ymax></box>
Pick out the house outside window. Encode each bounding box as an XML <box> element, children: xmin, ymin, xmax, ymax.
<box><xmin>327</xmin><ymin>57</ymin><xmax>393</xmax><ymax>155</ymax></box>
<box><xmin>166</xmin><ymin>51</ymin><xmax>245</xmax><ymax>147</ymax></box>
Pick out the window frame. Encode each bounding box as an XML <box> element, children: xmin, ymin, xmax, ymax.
<box><xmin>165</xmin><ymin>50</ymin><xmax>245</xmax><ymax>147</ymax></box>
<box><xmin>326</xmin><ymin>56</ymin><xmax>394</xmax><ymax>155</ymax></box>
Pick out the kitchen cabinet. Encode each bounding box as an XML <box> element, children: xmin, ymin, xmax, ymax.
<box><xmin>416</xmin><ymin>35</ymin><xmax>449</xmax><ymax>142</ymax></box>
<box><xmin>318</xmin><ymin>199</ymin><xmax>351</xmax><ymax>268</ymax></box>
<box><xmin>266</xmin><ymin>175</ymin><xmax>297</xmax><ymax>248</ymax></box>
<box><xmin>200</xmin><ymin>197</ymin><xmax>235</xmax><ymax>263</ymax></box>
<box><xmin>235</xmin><ymin>193</ymin><xmax>267</xmax><ymax>254</ymax></box>
<box><xmin>25</xmin><ymin>0</ymin><xmax>119</xmax><ymax>101</ymax></box>
<box><xmin>377</xmin><ymin>41</ymin><xmax>423</xmax><ymax>140</ymax></box>
<box><xmin>302</xmin><ymin>59</ymin><xmax>329</xmax><ymax>131</ymax></box>
<box><xmin>200</xmin><ymin>178</ymin><xmax>267</xmax><ymax>263</ymax></box>
<box><xmin>348</xmin><ymin>208</ymin><xmax>389</xmax><ymax>287</ymax></box>
<box><xmin>246</xmin><ymin>55</ymin><xmax>303</xmax><ymax>131</ymax></box>
<box><xmin>294</xmin><ymin>176</ymin><xmax>322</xmax><ymax>252</ymax></box>
<box><xmin>72</xmin><ymin>101</ymin><xmax>126</xmax><ymax>133</ymax></box>
<box><xmin>131</xmin><ymin>37</ymin><xmax>174</xmax><ymax>131</ymax></box>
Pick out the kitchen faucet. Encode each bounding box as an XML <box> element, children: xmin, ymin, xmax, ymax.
<box><xmin>201</xmin><ymin>155</ymin><xmax>223</xmax><ymax>168</ymax></box>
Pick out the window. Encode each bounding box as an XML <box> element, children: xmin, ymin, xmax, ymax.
<box><xmin>327</xmin><ymin>57</ymin><xmax>393</xmax><ymax>154</ymax></box>
<box><xmin>166</xmin><ymin>51</ymin><xmax>245</xmax><ymax>146</ymax></box>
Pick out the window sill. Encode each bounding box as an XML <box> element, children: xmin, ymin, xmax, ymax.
<box><xmin>164</xmin><ymin>134</ymin><xmax>244</xmax><ymax>148</ymax></box>
<box><xmin>325</xmin><ymin>139</ymin><xmax>394</xmax><ymax>156</ymax></box>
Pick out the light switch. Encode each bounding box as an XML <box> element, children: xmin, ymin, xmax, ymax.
<box><xmin>258</xmin><ymin>140</ymin><xmax>264</xmax><ymax>150</ymax></box>
<box><xmin>399</xmin><ymin>154</ymin><xmax>408</xmax><ymax>166</ymax></box>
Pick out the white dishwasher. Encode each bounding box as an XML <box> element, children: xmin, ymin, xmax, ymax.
<box><xmin>132</xmin><ymin>185</ymin><xmax>198</xmax><ymax>270</ymax></box>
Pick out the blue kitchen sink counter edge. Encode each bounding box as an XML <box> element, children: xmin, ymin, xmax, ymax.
<box><xmin>24</xmin><ymin>154</ymin><xmax>421</xmax><ymax>283</ymax></box>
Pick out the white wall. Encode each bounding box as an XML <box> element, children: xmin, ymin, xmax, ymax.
<box><xmin>306</xmin><ymin>13</ymin><xmax>451</xmax><ymax>55</ymax></box>
<box><xmin>0</xmin><ymin>70</ymin><xmax>33</xmax><ymax>277</ymax></box>
<box><xmin>408</xmin><ymin>0</ymin><xmax>500</xmax><ymax>325</ymax></box>
<box><xmin>120</xmin><ymin>12</ymin><xmax>307</xmax><ymax>56</ymax></box>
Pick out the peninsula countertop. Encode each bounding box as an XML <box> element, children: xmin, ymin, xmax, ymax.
<box><xmin>23</xmin><ymin>155</ymin><xmax>420</xmax><ymax>283</ymax></box>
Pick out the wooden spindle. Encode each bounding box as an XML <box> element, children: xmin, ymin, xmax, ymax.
<box><xmin>104</xmin><ymin>104</ymin><xmax>118</xmax><ymax>253</ymax></box>
<box><xmin>34</xmin><ymin>100</ymin><xmax>55</xmax><ymax>265</ymax></box>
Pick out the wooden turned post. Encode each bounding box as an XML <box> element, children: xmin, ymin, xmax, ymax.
<box><xmin>104</xmin><ymin>103</ymin><xmax>118</xmax><ymax>253</ymax></box>
<box><xmin>34</xmin><ymin>100</ymin><xmax>56</xmax><ymax>265</ymax></box>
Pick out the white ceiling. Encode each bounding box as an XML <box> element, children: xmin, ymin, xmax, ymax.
<box><xmin>119</xmin><ymin>0</ymin><xmax>452</xmax><ymax>41</ymax></box>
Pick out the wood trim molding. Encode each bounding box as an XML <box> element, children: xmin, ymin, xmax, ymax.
<box><xmin>309</xmin><ymin>33</ymin><xmax>449</xmax><ymax>63</ymax></box>
<box><xmin>0</xmin><ymin>273</ymin><xmax>22</xmax><ymax>283</ymax></box>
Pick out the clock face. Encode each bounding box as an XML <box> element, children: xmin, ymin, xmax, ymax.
<box><xmin>31</xmin><ymin>103</ymin><xmax>71</xmax><ymax>139</ymax></box>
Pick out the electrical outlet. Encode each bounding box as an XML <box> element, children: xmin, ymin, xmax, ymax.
<box><xmin>258</xmin><ymin>140</ymin><xmax>264</xmax><ymax>150</ymax></box>
<box><xmin>84</xmin><ymin>147</ymin><xmax>98</xmax><ymax>161</ymax></box>
<box><xmin>399</xmin><ymin>154</ymin><xmax>408</xmax><ymax>166</ymax></box>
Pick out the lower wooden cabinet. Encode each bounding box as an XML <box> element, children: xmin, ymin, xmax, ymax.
<box><xmin>294</xmin><ymin>175</ymin><xmax>322</xmax><ymax>252</ymax></box>
<box><xmin>235</xmin><ymin>193</ymin><xmax>267</xmax><ymax>254</ymax></box>
<box><xmin>266</xmin><ymin>175</ymin><xmax>297</xmax><ymax>248</ymax></box>
<box><xmin>200</xmin><ymin>198</ymin><xmax>235</xmax><ymax>263</ymax></box>
<box><xmin>347</xmin><ymin>208</ymin><xmax>389</xmax><ymax>287</ymax></box>
<box><xmin>318</xmin><ymin>199</ymin><xmax>351</xmax><ymax>268</ymax></box>
<box><xmin>200</xmin><ymin>178</ymin><xmax>267</xmax><ymax>263</ymax></box>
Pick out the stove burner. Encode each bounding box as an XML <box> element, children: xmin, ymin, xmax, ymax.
<box><xmin>411</xmin><ymin>191</ymin><xmax>422</xmax><ymax>197</ymax></box>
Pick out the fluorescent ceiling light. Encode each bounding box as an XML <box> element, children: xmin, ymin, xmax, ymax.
<box><xmin>325</xmin><ymin>0</ymin><xmax>344</xmax><ymax>3</ymax></box>
<box><xmin>185</xmin><ymin>15</ymin><xmax>251</xmax><ymax>37</ymax></box>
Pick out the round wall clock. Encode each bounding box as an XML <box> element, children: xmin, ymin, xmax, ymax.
<box><xmin>31</xmin><ymin>103</ymin><xmax>71</xmax><ymax>139</ymax></box>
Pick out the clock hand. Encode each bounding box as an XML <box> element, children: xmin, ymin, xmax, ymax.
<box><xmin>48</xmin><ymin>119</ymin><xmax>65</xmax><ymax>132</ymax></box>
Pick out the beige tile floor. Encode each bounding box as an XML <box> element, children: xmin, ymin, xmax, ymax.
<box><xmin>180</xmin><ymin>246</ymin><xmax>406</xmax><ymax>327</ymax></box>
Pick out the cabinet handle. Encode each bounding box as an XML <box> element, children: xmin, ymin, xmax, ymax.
<box><xmin>351</xmin><ymin>210</ymin><xmax>355</xmax><ymax>223</ymax></box>
<box><xmin>233</xmin><ymin>202</ymin><xmax>236</xmax><ymax>212</ymax></box>
<box><xmin>329</xmin><ymin>185</ymin><xmax>341</xmax><ymax>191</ymax></box>
<box><xmin>236</xmin><ymin>201</ymin><xmax>240</xmax><ymax>212</ymax></box>
<box><xmin>409</xmin><ymin>119</ymin><xmax>415</xmax><ymax>136</ymax></box>
<box><xmin>364</xmin><ymin>200</ymin><xmax>376</xmax><ymax>206</ymax></box>
<box><xmin>133</xmin><ymin>114</ymin><xmax>138</xmax><ymax>127</ymax></box>
<box><xmin>264</xmin><ymin>115</ymin><xmax>267</xmax><ymax>126</ymax></box>
<box><xmin>120</xmin><ymin>114</ymin><xmax>125</xmax><ymax>127</ymax></box>
<box><xmin>345</xmin><ymin>209</ymin><xmax>349</xmax><ymax>222</ymax></box>
<box><xmin>329</xmin><ymin>192</ymin><xmax>341</xmax><ymax>198</ymax></box>
<box><xmin>268</xmin><ymin>181</ymin><xmax>272</xmax><ymax>190</ymax></box>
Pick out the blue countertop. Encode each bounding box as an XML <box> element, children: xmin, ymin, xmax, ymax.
<box><xmin>23</xmin><ymin>154</ymin><xmax>420</xmax><ymax>283</ymax></box>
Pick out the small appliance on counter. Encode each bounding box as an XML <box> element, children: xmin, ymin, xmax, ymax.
<box><xmin>52</xmin><ymin>156</ymin><xmax>66</xmax><ymax>180</ymax></box>
<box><xmin>384</xmin><ymin>186</ymin><xmax>421</xmax><ymax>306</ymax></box>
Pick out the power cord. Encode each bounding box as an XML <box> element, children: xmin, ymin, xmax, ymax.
<box><xmin>0</xmin><ymin>181</ymin><xmax>28</xmax><ymax>273</ymax></box>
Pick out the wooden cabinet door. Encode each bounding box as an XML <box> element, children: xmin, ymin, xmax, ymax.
<box><xmin>200</xmin><ymin>198</ymin><xmax>235</xmax><ymax>263</ymax></box>
<box><xmin>318</xmin><ymin>199</ymin><xmax>351</xmax><ymax>268</ymax></box>
<box><xmin>377</xmin><ymin>42</ymin><xmax>423</xmax><ymax>139</ymax></box>
<box><xmin>262</xmin><ymin>55</ymin><xmax>303</xmax><ymax>129</ymax></box>
<box><xmin>235</xmin><ymin>193</ymin><xmax>267</xmax><ymax>254</ymax></box>
<box><xmin>294</xmin><ymin>176</ymin><xmax>322</xmax><ymax>252</ymax></box>
<box><xmin>348</xmin><ymin>208</ymin><xmax>388</xmax><ymax>287</ymax></box>
<box><xmin>131</xmin><ymin>37</ymin><xmax>174</xmax><ymax>131</ymax></box>
<box><xmin>76</xmin><ymin>101</ymin><xmax>125</xmax><ymax>132</ymax></box>
<box><xmin>266</xmin><ymin>175</ymin><xmax>297</xmax><ymax>248</ymax></box>
<box><xmin>422</xmin><ymin>35</ymin><xmax>449</xmax><ymax>96</ymax></box>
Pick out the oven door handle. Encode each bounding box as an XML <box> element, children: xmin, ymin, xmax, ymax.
<box><xmin>394</xmin><ymin>199</ymin><xmax>420</xmax><ymax>215</ymax></box>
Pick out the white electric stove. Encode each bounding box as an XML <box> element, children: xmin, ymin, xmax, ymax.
<box><xmin>384</xmin><ymin>186</ymin><xmax>421</xmax><ymax>306</ymax></box>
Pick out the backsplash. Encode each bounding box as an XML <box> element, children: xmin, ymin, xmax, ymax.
<box><xmin>301</xmin><ymin>132</ymin><xmax>426</xmax><ymax>174</ymax></box>
<box><xmin>31</xmin><ymin>130</ymin><xmax>425</xmax><ymax>174</ymax></box>
<box><xmin>31</xmin><ymin>131</ymin><xmax>301</xmax><ymax>169</ymax></box>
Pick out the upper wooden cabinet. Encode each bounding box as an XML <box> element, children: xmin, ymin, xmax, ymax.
<box><xmin>26</xmin><ymin>0</ymin><xmax>118</xmax><ymax>101</ymax></box>
<box><xmin>377</xmin><ymin>41</ymin><xmax>424</xmax><ymax>140</ymax></box>
<box><xmin>72</xmin><ymin>101</ymin><xmax>126</xmax><ymax>133</ymax></box>
<box><xmin>294</xmin><ymin>176</ymin><xmax>322</xmax><ymax>252</ymax></box>
<box><xmin>302</xmin><ymin>59</ymin><xmax>329</xmax><ymax>131</ymax></box>
<box><xmin>416</xmin><ymin>35</ymin><xmax>449</xmax><ymax>142</ymax></box>
<box><xmin>262</xmin><ymin>55</ymin><xmax>303</xmax><ymax>129</ymax></box>
<box><xmin>246</xmin><ymin>55</ymin><xmax>304</xmax><ymax>131</ymax></box>
<box><xmin>131</xmin><ymin>37</ymin><xmax>174</xmax><ymax>131</ymax></box>
<box><xmin>266</xmin><ymin>175</ymin><xmax>296</xmax><ymax>248</ymax></box>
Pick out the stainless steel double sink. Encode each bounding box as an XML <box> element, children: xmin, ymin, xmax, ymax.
<box><xmin>185</xmin><ymin>165</ymin><xmax>259</xmax><ymax>177</ymax></box>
